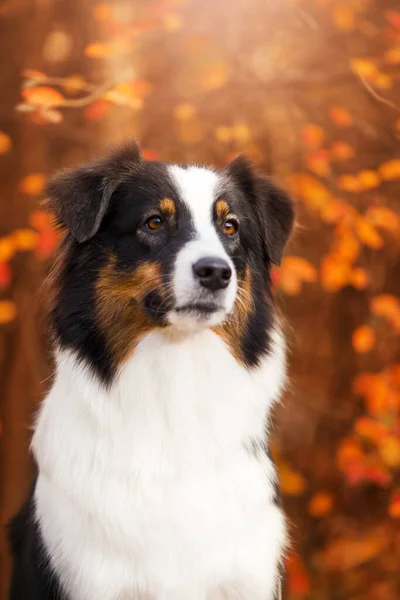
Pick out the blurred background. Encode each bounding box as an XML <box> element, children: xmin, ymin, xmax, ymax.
<box><xmin>1</xmin><ymin>0</ymin><xmax>400</xmax><ymax>598</ymax></box>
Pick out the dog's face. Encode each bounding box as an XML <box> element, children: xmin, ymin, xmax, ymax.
<box><xmin>47</xmin><ymin>143</ymin><xmax>293</xmax><ymax>383</ymax></box>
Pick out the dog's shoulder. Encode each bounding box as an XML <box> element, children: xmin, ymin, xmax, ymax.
<box><xmin>8</xmin><ymin>484</ymin><xmax>62</xmax><ymax>600</ymax></box>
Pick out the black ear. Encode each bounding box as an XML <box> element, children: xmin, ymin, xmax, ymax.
<box><xmin>46</xmin><ymin>142</ymin><xmax>143</xmax><ymax>243</ymax></box>
<box><xmin>225</xmin><ymin>155</ymin><xmax>294</xmax><ymax>265</ymax></box>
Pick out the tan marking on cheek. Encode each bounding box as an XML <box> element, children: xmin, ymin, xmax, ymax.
<box><xmin>96</xmin><ymin>255</ymin><xmax>166</xmax><ymax>369</ymax></box>
<box><xmin>215</xmin><ymin>199</ymin><xmax>230</xmax><ymax>220</ymax></box>
<box><xmin>159</xmin><ymin>197</ymin><xmax>176</xmax><ymax>216</ymax></box>
<box><xmin>214</xmin><ymin>264</ymin><xmax>252</xmax><ymax>364</ymax></box>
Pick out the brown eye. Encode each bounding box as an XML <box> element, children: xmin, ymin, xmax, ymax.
<box><xmin>224</xmin><ymin>219</ymin><xmax>238</xmax><ymax>236</ymax></box>
<box><xmin>145</xmin><ymin>216</ymin><xmax>164</xmax><ymax>231</ymax></box>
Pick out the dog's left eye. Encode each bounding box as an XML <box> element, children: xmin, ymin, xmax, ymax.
<box><xmin>223</xmin><ymin>219</ymin><xmax>239</xmax><ymax>236</ymax></box>
<box><xmin>145</xmin><ymin>216</ymin><xmax>164</xmax><ymax>231</ymax></box>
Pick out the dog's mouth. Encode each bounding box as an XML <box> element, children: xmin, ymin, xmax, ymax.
<box><xmin>175</xmin><ymin>303</ymin><xmax>223</xmax><ymax>315</ymax></box>
<box><xmin>168</xmin><ymin>301</ymin><xmax>228</xmax><ymax>330</ymax></box>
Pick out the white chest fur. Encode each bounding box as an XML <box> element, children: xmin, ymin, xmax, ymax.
<box><xmin>32</xmin><ymin>329</ymin><xmax>287</xmax><ymax>600</ymax></box>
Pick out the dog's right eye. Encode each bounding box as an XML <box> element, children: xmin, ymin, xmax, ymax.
<box><xmin>145</xmin><ymin>216</ymin><xmax>164</xmax><ymax>231</ymax></box>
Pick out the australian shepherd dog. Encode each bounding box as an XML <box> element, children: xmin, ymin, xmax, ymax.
<box><xmin>9</xmin><ymin>142</ymin><xmax>294</xmax><ymax>600</ymax></box>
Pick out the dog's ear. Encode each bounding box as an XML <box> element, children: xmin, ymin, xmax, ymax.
<box><xmin>225</xmin><ymin>155</ymin><xmax>294</xmax><ymax>265</ymax></box>
<box><xmin>46</xmin><ymin>142</ymin><xmax>143</xmax><ymax>243</ymax></box>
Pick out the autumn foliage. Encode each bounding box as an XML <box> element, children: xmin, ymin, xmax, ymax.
<box><xmin>1</xmin><ymin>0</ymin><xmax>400</xmax><ymax>598</ymax></box>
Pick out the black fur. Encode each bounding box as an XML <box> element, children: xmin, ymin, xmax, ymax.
<box><xmin>8</xmin><ymin>489</ymin><xmax>61</xmax><ymax>600</ymax></box>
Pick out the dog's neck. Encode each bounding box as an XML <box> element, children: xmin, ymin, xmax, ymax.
<box><xmin>33</xmin><ymin>327</ymin><xmax>286</xmax><ymax>475</ymax></box>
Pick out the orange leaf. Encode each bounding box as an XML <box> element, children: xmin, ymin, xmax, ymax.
<box><xmin>279</xmin><ymin>465</ymin><xmax>307</xmax><ymax>496</ymax></box>
<box><xmin>349</xmin><ymin>268</ymin><xmax>369</xmax><ymax>290</ymax></box>
<box><xmin>379</xmin><ymin>436</ymin><xmax>400</xmax><ymax>468</ymax></box>
<box><xmin>358</xmin><ymin>169</ymin><xmax>381</xmax><ymax>190</ymax></box>
<box><xmin>308</xmin><ymin>492</ymin><xmax>334</xmax><ymax>518</ymax></box>
<box><xmin>62</xmin><ymin>75</ymin><xmax>87</xmax><ymax>94</ymax></box>
<box><xmin>279</xmin><ymin>256</ymin><xmax>317</xmax><ymax>295</ymax></box>
<box><xmin>374</xmin><ymin>73</ymin><xmax>393</xmax><ymax>90</ymax></box>
<box><xmin>355</xmin><ymin>216</ymin><xmax>383</xmax><ymax>249</ymax></box>
<box><xmin>350</xmin><ymin>58</ymin><xmax>378</xmax><ymax>78</ymax></box>
<box><xmin>389</xmin><ymin>363</ymin><xmax>400</xmax><ymax>385</ymax></box>
<box><xmin>338</xmin><ymin>174</ymin><xmax>362</xmax><ymax>192</ymax></box>
<box><xmin>320</xmin><ymin>254</ymin><xmax>350</xmax><ymax>291</ymax></box>
<box><xmin>92</xmin><ymin>2</ymin><xmax>114</xmax><ymax>21</ymax></box>
<box><xmin>366</xmin><ymin>206</ymin><xmax>400</xmax><ymax>232</ymax></box>
<box><xmin>352</xmin><ymin>325</ymin><xmax>375</xmax><ymax>353</ymax></box>
<box><xmin>371</xmin><ymin>294</ymin><xmax>400</xmax><ymax>322</ymax></box>
<box><xmin>84</xmin><ymin>99</ymin><xmax>111</xmax><ymax>121</ymax></box>
<box><xmin>29</xmin><ymin>210</ymin><xmax>53</xmax><ymax>231</ymax></box>
<box><xmin>85</xmin><ymin>42</ymin><xmax>114</xmax><ymax>58</ymax></box>
<box><xmin>0</xmin><ymin>300</ymin><xmax>17</xmax><ymax>324</ymax></box>
<box><xmin>130</xmin><ymin>79</ymin><xmax>153</xmax><ymax>98</ymax></box>
<box><xmin>333</xmin><ymin>7</ymin><xmax>355</xmax><ymax>31</ymax></box>
<box><xmin>385</xmin><ymin>48</ymin><xmax>400</xmax><ymax>64</ymax></box>
<box><xmin>281</xmin><ymin>257</ymin><xmax>318</xmax><ymax>281</ymax></box>
<box><xmin>0</xmin><ymin>236</ymin><xmax>16</xmax><ymax>262</ymax></box>
<box><xmin>320</xmin><ymin>200</ymin><xmax>350</xmax><ymax>224</ymax></box>
<box><xmin>305</xmin><ymin>149</ymin><xmax>331</xmax><ymax>176</ymax></box>
<box><xmin>201</xmin><ymin>60</ymin><xmax>230</xmax><ymax>90</ymax></box>
<box><xmin>301</xmin><ymin>124</ymin><xmax>325</xmax><ymax>149</ymax></box>
<box><xmin>354</xmin><ymin>370</ymin><xmax>399</xmax><ymax>417</ymax></box>
<box><xmin>0</xmin><ymin>131</ymin><xmax>12</xmax><ymax>155</ymax></box>
<box><xmin>104</xmin><ymin>83</ymin><xmax>144</xmax><ymax>108</ymax></box>
<box><xmin>354</xmin><ymin>417</ymin><xmax>388</xmax><ymax>443</ymax></box>
<box><xmin>337</xmin><ymin>437</ymin><xmax>365</xmax><ymax>471</ymax></box>
<box><xmin>215</xmin><ymin>126</ymin><xmax>233</xmax><ymax>143</ymax></box>
<box><xmin>353</xmin><ymin>372</ymin><xmax>376</xmax><ymax>396</ymax></box>
<box><xmin>335</xmin><ymin>229</ymin><xmax>360</xmax><ymax>262</ymax></box>
<box><xmin>173</xmin><ymin>103</ymin><xmax>196</xmax><ymax>121</ymax></box>
<box><xmin>388</xmin><ymin>491</ymin><xmax>400</xmax><ymax>518</ymax></box>
<box><xmin>13</xmin><ymin>229</ymin><xmax>39</xmax><ymax>251</ymax></box>
<box><xmin>22</xmin><ymin>69</ymin><xmax>46</xmax><ymax>81</ymax></box>
<box><xmin>232</xmin><ymin>123</ymin><xmax>251</xmax><ymax>143</ymax></box>
<box><xmin>19</xmin><ymin>173</ymin><xmax>46</xmax><ymax>196</ymax></box>
<box><xmin>291</xmin><ymin>173</ymin><xmax>331</xmax><ymax>209</ymax></box>
<box><xmin>379</xmin><ymin>159</ymin><xmax>400</xmax><ymax>180</ymax></box>
<box><xmin>329</xmin><ymin>106</ymin><xmax>352</xmax><ymax>127</ymax></box>
<box><xmin>22</xmin><ymin>86</ymin><xmax>64</xmax><ymax>107</ymax></box>
<box><xmin>331</xmin><ymin>141</ymin><xmax>354</xmax><ymax>161</ymax></box>
<box><xmin>321</xmin><ymin>529</ymin><xmax>389</xmax><ymax>570</ymax></box>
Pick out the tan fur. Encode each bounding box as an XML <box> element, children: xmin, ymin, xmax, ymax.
<box><xmin>96</xmin><ymin>255</ymin><xmax>165</xmax><ymax>369</ymax></box>
<box><xmin>214</xmin><ymin>264</ymin><xmax>253</xmax><ymax>364</ymax></box>
<box><xmin>215</xmin><ymin>199</ymin><xmax>230</xmax><ymax>220</ymax></box>
<box><xmin>159</xmin><ymin>197</ymin><xmax>176</xmax><ymax>216</ymax></box>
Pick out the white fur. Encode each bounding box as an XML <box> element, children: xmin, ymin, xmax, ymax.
<box><xmin>32</xmin><ymin>327</ymin><xmax>287</xmax><ymax>600</ymax></box>
<box><xmin>167</xmin><ymin>166</ymin><xmax>237</xmax><ymax>330</ymax></box>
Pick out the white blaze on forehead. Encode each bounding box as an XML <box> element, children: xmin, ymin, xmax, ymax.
<box><xmin>168</xmin><ymin>165</ymin><xmax>222</xmax><ymax>244</ymax></box>
<box><xmin>167</xmin><ymin>164</ymin><xmax>237</xmax><ymax>325</ymax></box>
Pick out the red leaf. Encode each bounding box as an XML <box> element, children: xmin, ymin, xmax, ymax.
<box><xmin>0</xmin><ymin>262</ymin><xmax>11</xmax><ymax>287</ymax></box>
<box><xmin>141</xmin><ymin>148</ymin><xmax>160</xmax><ymax>161</ymax></box>
<box><xmin>385</xmin><ymin>10</ymin><xmax>400</xmax><ymax>30</ymax></box>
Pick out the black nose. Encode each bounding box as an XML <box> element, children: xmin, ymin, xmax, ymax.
<box><xmin>192</xmin><ymin>257</ymin><xmax>232</xmax><ymax>291</ymax></box>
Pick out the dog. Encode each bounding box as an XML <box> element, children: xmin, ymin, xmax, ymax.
<box><xmin>8</xmin><ymin>142</ymin><xmax>294</xmax><ymax>600</ymax></box>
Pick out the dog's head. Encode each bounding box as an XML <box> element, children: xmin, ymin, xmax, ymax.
<box><xmin>47</xmin><ymin>143</ymin><xmax>294</xmax><ymax>382</ymax></box>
